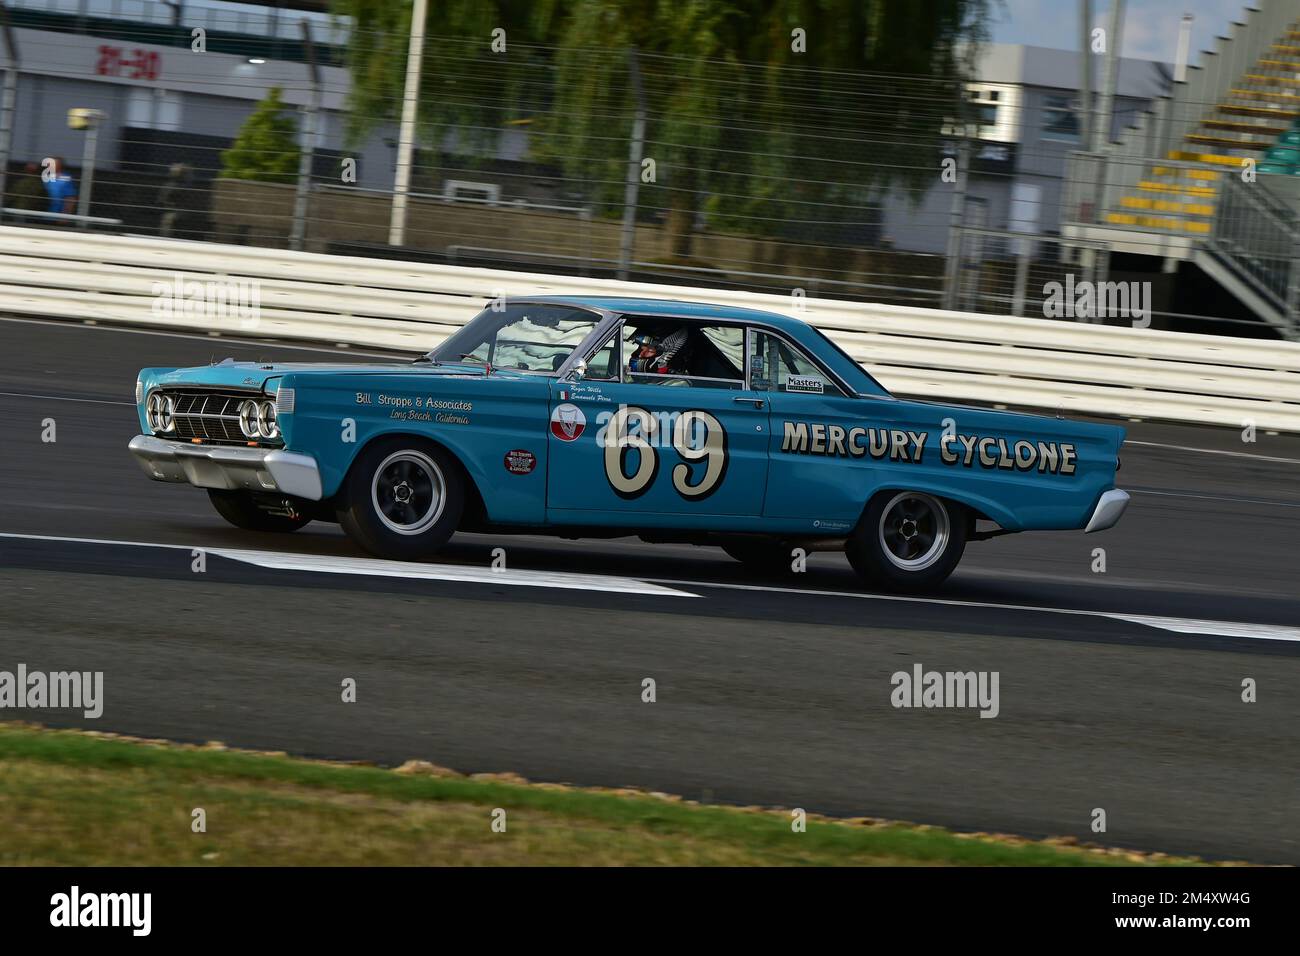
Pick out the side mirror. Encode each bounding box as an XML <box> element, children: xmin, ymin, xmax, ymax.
<box><xmin>571</xmin><ymin>359</ymin><xmax>588</xmax><ymax>381</ymax></box>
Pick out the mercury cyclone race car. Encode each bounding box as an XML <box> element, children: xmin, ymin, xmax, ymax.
<box><xmin>129</xmin><ymin>296</ymin><xmax>1130</xmax><ymax>590</ymax></box>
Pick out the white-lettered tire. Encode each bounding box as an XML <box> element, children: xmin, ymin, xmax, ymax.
<box><xmin>847</xmin><ymin>490</ymin><xmax>966</xmax><ymax>592</ymax></box>
<box><xmin>336</xmin><ymin>438</ymin><xmax>464</xmax><ymax>560</ymax></box>
<box><xmin>207</xmin><ymin>489</ymin><xmax>313</xmax><ymax>532</ymax></box>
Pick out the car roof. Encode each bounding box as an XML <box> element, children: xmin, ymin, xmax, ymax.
<box><xmin>517</xmin><ymin>295</ymin><xmax>809</xmax><ymax>332</ymax></box>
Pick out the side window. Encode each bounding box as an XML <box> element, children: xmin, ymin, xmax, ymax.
<box><xmin>579</xmin><ymin>326</ymin><xmax>622</xmax><ymax>382</ymax></box>
<box><xmin>619</xmin><ymin>318</ymin><xmax>745</xmax><ymax>389</ymax></box>
<box><xmin>749</xmin><ymin>331</ymin><xmax>843</xmax><ymax>397</ymax></box>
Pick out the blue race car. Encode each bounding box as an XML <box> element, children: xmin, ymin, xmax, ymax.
<box><xmin>129</xmin><ymin>296</ymin><xmax>1129</xmax><ymax>590</ymax></box>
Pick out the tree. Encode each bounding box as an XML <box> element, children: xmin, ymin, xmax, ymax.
<box><xmin>332</xmin><ymin>0</ymin><xmax>990</xmax><ymax>256</ymax></box>
<box><xmin>220</xmin><ymin>87</ymin><xmax>302</xmax><ymax>184</ymax></box>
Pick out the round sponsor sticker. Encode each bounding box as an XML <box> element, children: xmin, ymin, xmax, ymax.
<box><xmin>550</xmin><ymin>403</ymin><xmax>586</xmax><ymax>442</ymax></box>
<box><xmin>504</xmin><ymin>448</ymin><xmax>537</xmax><ymax>475</ymax></box>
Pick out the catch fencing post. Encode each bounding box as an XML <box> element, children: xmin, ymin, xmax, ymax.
<box><xmin>290</xmin><ymin>19</ymin><xmax>321</xmax><ymax>251</ymax></box>
<box><xmin>0</xmin><ymin>1</ymin><xmax>19</xmax><ymax>223</ymax></box>
<box><xmin>617</xmin><ymin>47</ymin><xmax>646</xmax><ymax>281</ymax></box>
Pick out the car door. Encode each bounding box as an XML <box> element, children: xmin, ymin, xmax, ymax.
<box><xmin>748</xmin><ymin>327</ymin><xmax>880</xmax><ymax>531</ymax></box>
<box><xmin>546</xmin><ymin>318</ymin><xmax>770</xmax><ymax>519</ymax></box>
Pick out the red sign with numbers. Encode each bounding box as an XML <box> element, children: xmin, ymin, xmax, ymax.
<box><xmin>95</xmin><ymin>45</ymin><xmax>161</xmax><ymax>81</ymax></box>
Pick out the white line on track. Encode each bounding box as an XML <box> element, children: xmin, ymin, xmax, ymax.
<box><xmin>3</xmin><ymin>530</ymin><xmax>1296</xmax><ymax>643</ymax></box>
<box><xmin>642</xmin><ymin>576</ymin><xmax>1300</xmax><ymax>644</ymax></box>
<box><xmin>0</xmin><ymin>390</ymin><xmax>134</xmax><ymax>406</ymax></box>
<box><xmin>1125</xmin><ymin>440</ymin><xmax>1300</xmax><ymax>465</ymax></box>
<box><xmin>0</xmin><ymin>531</ymin><xmax>695</xmax><ymax>597</ymax></box>
<box><xmin>217</xmin><ymin>548</ymin><xmax>695</xmax><ymax>596</ymax></box>
<box><xmin>1131</xmin><ymin>488</ymin><xmax>1300</xmax><ymax>509</ymax></box>
<box><xmin>1107</xmin><ymin>614</ymin><xmax>1300</xmax><ymax>643</ymax></box>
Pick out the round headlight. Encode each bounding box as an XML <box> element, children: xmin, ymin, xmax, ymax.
<box><xmin>146</xmin><ymin>392</ymin><xmax>174</xmax><ymax>433</ymax></box>
<box><xmin>257</xmin><ymin>400</ymin><xmax>279</xmax><ymax>439</ymax></box>
<box><xmin>238</xmin><ymin>399</ymin><xmax>260</xmax><ymax>439</ymax></box>
<box><xmin>159</xmin><ymin>394</ymin><xmax>175</xmax><ymax>432</ymax></box>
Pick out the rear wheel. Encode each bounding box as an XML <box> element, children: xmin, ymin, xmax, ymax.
<box><xmin>207</xmin><ymin>489</ymin><xmax>312</xmax><ymax>532</ymax></box>
<box><xmin>720</xmin><ymin>537</ymin><xmax>797</xmax><ymax>574</ymax></box>
<box><xmin>847</xmin><ymin>491</ymin><xmax>966</xmax><ymax>592</ymax></box>
<box><xmin>336</xmin><ymin>438</ymin><xmax>464</xmax><ymax>560</ymax></box>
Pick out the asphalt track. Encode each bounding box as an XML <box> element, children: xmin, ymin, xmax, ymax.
<box><xmin>1</xmin><ymin>315</ymin><xmax>1298</xmax><ymax>863</ymax></box>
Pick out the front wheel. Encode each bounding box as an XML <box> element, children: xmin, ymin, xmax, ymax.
<box><xmin>336</xmin><ymin>438</ymin><xmax>464</xmax><ymax>560</ymax></box>
<box><xmin>847</xmin><ymin>491</ymin><xmax>966</xmax><ymax>592</ymax></box>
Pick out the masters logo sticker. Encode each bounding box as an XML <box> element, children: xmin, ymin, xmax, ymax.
<box><xmin>550</xmin><ymin>403</ymin><xmax>586</xmax><ymax>442</ymax></box>
<box><xmin>785</xmin><ymin>375</ymin><xmax>825</xmax><ymax>394</ymax></box>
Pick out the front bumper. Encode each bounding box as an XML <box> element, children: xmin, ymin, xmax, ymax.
<box><xmin>1084</xmin><ymin>488</ymin><xmax>1130</xmax><ymax>533</ymax></box>
<box><xmin>128</xmin><ymin>435</ymin><xmax>323</xmax><ymax>501</ymax></box>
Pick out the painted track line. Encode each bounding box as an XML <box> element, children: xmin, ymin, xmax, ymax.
<box><xmin>1125</xmin><ymin>440</ymin><xmax>1300</xmax><ymax>466</ymax></box>
<box><xmin>3</xmin><ymin>531</ymin><xmax>1296</xmax><ymax>643</ymax></box>
<box><xmin>656</xmin><ymin>577</ymin><xmax>1300</xmax><ymax>644</ymax></box>
<box><xmin>0</xmin><ymin>531</ymin><xmax>695</xmax><ymax>597</ymax></box>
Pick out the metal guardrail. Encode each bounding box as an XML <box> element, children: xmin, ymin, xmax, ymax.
<box><xmin>1</xmin><ymin>225</ymin><xmax>1298</xmax><ymax>432</ymax></box>
<box><xmin>0</xmin><ymin>207</ymin><xmax>123</xmax><ymax>229</ymax></box>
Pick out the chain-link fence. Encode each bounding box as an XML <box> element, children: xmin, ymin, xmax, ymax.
<box><xmin>0</xmin><ymin>0</ymin><xmax>1296</xmax><ymax>339</ymax></box>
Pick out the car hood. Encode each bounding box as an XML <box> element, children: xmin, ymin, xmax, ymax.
<box><xmin>144</xmin><ymin>360</ymin><xmax>538</xmax><ymax>393</ymax></box>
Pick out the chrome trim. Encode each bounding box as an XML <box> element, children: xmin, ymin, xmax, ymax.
<box><xmin>877</xmin><ymin>491</ymin><xmax>951</xmax><ymax>571</ymax></box>
<box><xmin>516</xmin><ymin>296</ymin><xmax>863</xmax><ymax>398</ymax></box>
<box><xmin>627</xmin><ymin>371</ymin><xmax>743</xmax><ymax>386</ymax></box>
<box><xmin>128</xmin><ymin>435</ymin><xmax>323</xmax><ymax>500</ymax></box>
<box><xmin>746</xmin><ymin>326</ymin><xmax>853</xmax><ymax>398</ymax></box>
<box><xmin>257</xmin><ymin>400</ymin><xmax>279</xmax><ymax>439</ymax></box>
<box><xmin>1085</xmin><ymin>489</ymin><xmax>1130</xmax><ymax>533</ymax></box>
<box><xmin>370</xmin><ymin>449</ymin><xmax>446</xmax><ymax>535</ymax></box>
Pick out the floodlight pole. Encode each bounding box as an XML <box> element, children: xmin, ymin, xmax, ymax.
<box><xmin>290</xmin><ymin>18</ymin><xmax>321</xmax><ymax>251</ymax></box>
<box><xmin>389</xmin><ymin>0</ymin><xmax>429</xmax><ymax>247</ymax></box>
<box><xmin>0</xmin><ymin>0</ymin><xmax>20</xmax><ymax>223</ymax></box>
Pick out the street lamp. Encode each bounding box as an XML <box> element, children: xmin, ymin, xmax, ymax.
<box><xmin>67</xmin><ymin>107</ymin><xmax>105</xmax><ymax>222</ymax></box>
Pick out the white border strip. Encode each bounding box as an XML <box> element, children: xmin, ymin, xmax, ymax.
<box><xmin>3</xmin><ymin>531</ymin><xmax>1296</xmax><ymax>642</ymax></box>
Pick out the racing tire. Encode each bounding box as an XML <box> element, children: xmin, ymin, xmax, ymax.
<box><xmin>720</xmin><ymin>538</ymin><xmax>798</xmax><ymax>575</ymax></box>
<box><xmin>847</xmin><ymin>491</ymin><xmax>966</xmax><ymax>592</ymax></box>
<box><xmin>207</xmin><ymin>489</ymin><xmax>313</xmax><ymax>532</ymax></box>
<box><xmin>336</xmin><ymin>438</ymin><xmax>464</xmax><ymax>561</ymax></box>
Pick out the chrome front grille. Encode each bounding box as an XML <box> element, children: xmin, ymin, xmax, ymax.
<box><xmin>161</xmin><ymin>390</ymin><xmax>258</xmax><ymax>444</ymax></box>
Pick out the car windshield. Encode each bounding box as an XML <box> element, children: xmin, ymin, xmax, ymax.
<box><xmin>428</xmin><ymin>304</ymin><xmax>603</xmax><ymax>373</ymax></box>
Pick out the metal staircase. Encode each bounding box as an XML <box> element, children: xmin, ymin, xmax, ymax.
<box><xmin>1062</xmin><ymin>0</ymin><xmax>1300</xmax><ymax>339</ymax></box>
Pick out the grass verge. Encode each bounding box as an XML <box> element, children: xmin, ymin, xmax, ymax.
<box><xmin>0</xmin><ymin>723</ymin><xmax>1210</xmax><ymax>866</ymax></box>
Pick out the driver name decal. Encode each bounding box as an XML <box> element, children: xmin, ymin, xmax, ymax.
<box><xmin>781</xmin><ymin>422</ymin><xmax>1077</xmax><ymax>475</ymax></box>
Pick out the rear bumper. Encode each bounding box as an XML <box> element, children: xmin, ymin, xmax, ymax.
<box><xmin>1084</xmin><ymin>488</ymin><xmax>1130</xmax><ymax>533</ymax></box>
<box><xmin>128</xmin><ymin>435</ymin><xmax>323</xmax><ymax>501</ymax></box>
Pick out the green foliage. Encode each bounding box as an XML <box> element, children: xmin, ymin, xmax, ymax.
<box><xmin>331</xmin><ymin>0</ymin><xmax>990</xmax><ymax>240</ymax></box>
<box><xmin>331</xmin><ymin>0</ymin><xmax>562</xmax><ymax>155</ymax></box>
<box><xmin>220</xmin><ymin>87</ymin><xmax>302</xmax><ymax>184</ymax></box>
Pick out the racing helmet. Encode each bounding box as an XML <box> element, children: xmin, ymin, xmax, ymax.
<box><xmin>628</xmin><ymin>327</ymin><xmax>689</xmax><ymax>374</ymax></box>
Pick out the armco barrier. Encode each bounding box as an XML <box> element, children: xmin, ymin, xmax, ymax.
<box><xmin>1</xmin><ymin>225</ymin><xmax>1298</xmax><ymax>432</ymax></box>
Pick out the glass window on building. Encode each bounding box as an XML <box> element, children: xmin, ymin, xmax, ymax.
<box><xmin>1042</xmin><ymin>94</ymin><xmax>1080</xmax><ymax>139</ymax></box>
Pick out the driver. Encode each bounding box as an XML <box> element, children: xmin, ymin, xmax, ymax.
<box><xmin>628</xmin><ymin>327</ymin><xmax>690</xmax><ymax>375</ymax></box>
